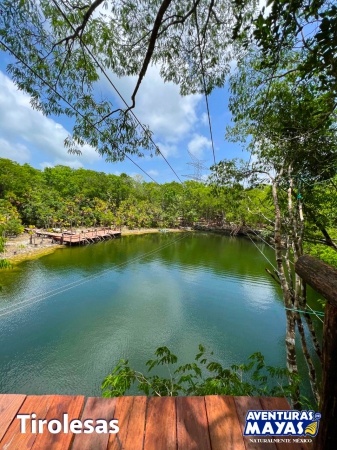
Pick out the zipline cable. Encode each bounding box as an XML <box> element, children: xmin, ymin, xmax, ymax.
<box><xmin>49</xmin><ymin>0</ymin><xmax>184</xmax><ymax>185</ymax></box>
<box><xmin>247</xmin><ymin>226</ymin><xmax>295</xmax><ymax>266</ymax></box>
<box><xmin>247</xmin><ymin>227</ymin><xmax>276</xmax><ymax>252</ymax></box>
<box><xmin>244</xmin><ymin>4</ymin><xmax>297</xmax><ymax>171</ymax></box>
<box><xmin>0</xmin><ymin>233</ymin><xmax>188</xmax><ymax>318</ymax></box>
<box><xmin>0</xmin><ymin>235</ymin><xmax>181</xmax><ymax>312</ymax></box>
<box><xmin>285</xmin><ymin>307</ymin><xmax>325</xmax><ymax>317</ymax></box>
<box><xmin>246</xmin><ymin>233</ymin><xmax>279</xmax><ymax>273</ymax></box>
<box><xmin>246</xmin><ymin>228</ymin><xmax>324</xmax><ymax>323</ymax></box>
<box><xmin>0</xmin><ymin>40</ymin><xmax>159</xmax><ymax>185</ymax></box>
<box><xmin>193</xmin><ymin>0</ymin><xmax>216</xmax><ymax>166</ymax></box>
<box><xmin>306</xmin><ymin>304</ymin><xmax>324</xmax><ymax>323</ymax></box>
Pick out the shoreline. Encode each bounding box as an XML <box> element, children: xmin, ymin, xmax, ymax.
<box><xmin>2</xmin><ymin>228</ymin><xmax>187</xmax><ymax>265</ymax></box>
<box><xmin>121</xmin><ymin>228</ymin><xmax>184</xmax><ymax>236</ymax></box>
<box><xmin>1</xmin><ymin>226</ymin><xmax>267</xmax><ymax>266</ymax></box>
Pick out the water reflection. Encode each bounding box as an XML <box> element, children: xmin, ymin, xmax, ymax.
<box><xmin>0</xmin><ymin>233</ymin><xmax>322</xmax><ymax>400</ymax></box>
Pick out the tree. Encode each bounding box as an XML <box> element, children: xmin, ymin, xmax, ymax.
<box><xmin>209</xmin><ymin>52</ymin><xmax>337</xmax><ymax>406</ymax></box>
<box><xmin>303</xmin><ymin>178</ymin><xmax>337</xmax><ymax>267</ymax></box>
<box><xmin>0</xmin><ymin>199</ymin><xmax>23</xmax><ymax>269</ymax></box>
<box><xmin>233</xmin><ymin>0</ymin><xmax>337</xmax><ymax>98</ymax></box>
<box><xmin>0</xmin><ymin>0</ymin><xmax>255</xmax><ymax>162</ymax></box>
<box><xmin>0</xmin><ymin>199</ymin><xmax>24</xmax><ymax>236</ymax></box>
<box><xmin>228</xmin><ymin>50</ymin><xmax>337</xmax><ymax>246</ymax></box>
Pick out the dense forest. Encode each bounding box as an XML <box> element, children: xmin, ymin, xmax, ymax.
<box><xmin>1</xmin><ymin>156</ymin><xmax>337</xmax><ymax>271</ymax></box>
<box><xmin>0</xmin><ymin>157</ymin><xmax>272</xmax><ymax>231</ymax></box>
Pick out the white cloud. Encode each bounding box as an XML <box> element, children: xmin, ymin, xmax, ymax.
<box><xmin>100</xmin><ymin>65</ymin><xmax>202</xmax><ymax>145</ymax></box>
<box><xmin>39</xmin><ymin>159</ymin><xmax>84</xmax><ymax>169</ymax></box>
<box><xmin>147</xmin><ymin>169</ymin><xmax>158</xmax><ymax>176</ymax></box>
<box><xmin>201</xmin><ymin>113</ymin><xmax>208</xmax><ymax>126</ymax></box>
<box><xmin>39</xmin><ymin>161</ymin><xmax>53</xmax><ymax>170</ymax></box>
<box><xmin>188</xmin><ymin>134</ymin><xmax>211</xmax><ymax>158</ymax></box>
<box><xmin>156</xmin><ymin>142</ymin><xmax>178</xmax><ymax>158</ymax></box>
<box><xmin>54</xmin><ymin>158</ymin><xmax>86</xmax><ymax>169</ymax></box>
<box><xmin>0</xmin><ymin>71</ymin><xmax>100</xmax><ymax>167</ymax></box>
<box><xmin>0</xmin><ymin>138</ymin><xmax>31</xmax><ymax>163</ymax></box>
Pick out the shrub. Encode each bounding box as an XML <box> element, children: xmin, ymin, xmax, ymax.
<box><xmin>102</xmin><ymin>345</ymin><xmax>309</xmax><ymax>407</ymax></box>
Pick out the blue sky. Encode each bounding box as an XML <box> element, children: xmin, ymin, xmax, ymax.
<box><xmin>0</xmin><ymin>51</ymin><xmax>246</xmax><ymax>184</ymax></box>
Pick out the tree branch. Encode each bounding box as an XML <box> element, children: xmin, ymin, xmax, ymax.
<box><xmin>54</xmin><ymin>0</ymin><xmax>104</xmax><ymax>47</ymax></box>
<box><xmin>126</xmin><ymin>0</ymin><xmax>174</xmax><ymax>112</ymax></box>
<box><xmin>126</xmin><ymin>0</ymin><xmax>203</xmax><ymax>112</ymax></box>
<box><xmin>265</xmin><ymin>268</ymin><xmax>281</xmax><ymax>286</ymax></box>
<box><xmin>156</xmin><ymin>0</ymin><xmax>201</xmax><ymax>38</ymax></box>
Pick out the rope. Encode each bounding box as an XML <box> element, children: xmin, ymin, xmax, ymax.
<box><xmin>246</xmin><ymin>233</ymin><xmax>279</xmax><ymax>273</ymax></box>
<box><xmin>193</xmin><ymin>0</ymin><xmax>216</xmax><ymax>166</ymax></box>
<box><xmin>247</xmin><ymin>228</ymin><xmax>324</xmax><ymax>323</ymax></box>
<box><xmin>247</xmin><ymin>227</ymin><xmax>295</xmax><ymax>267</ymax></box>
<box><xmin>285</xmin><ymin>307</ymin><xmax>325</xmax><ymax>317</ymax></box>
<box><xmin>306</xmin><ymin>304</ymin><xmax>324</xmax><ymax>323</ymax></box>
<box><xmin>50</xmin><ymin>0</ymin><xmax>184</xmax><ymax>185</ymax></box>
<box><xmin>0</xmin><ymin>233</ymin><xmax>187</xmax><ymax>318</ymax></box>
<box><xmin>282</xmin><ymin>173</ymin><xmax>337</xmax><ymax>187</ymax></box>
<box><xmin>0</xmin><ymin>40</ymin><xmax>159</xmax><ymax>185</ymax></box>
<box><xmin>247</xmin><ymin>227</ymin><xmax>274</xmax><ymax>251</ymax></box>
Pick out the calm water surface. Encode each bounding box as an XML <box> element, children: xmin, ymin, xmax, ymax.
<box><xmin>0</xmin><ymin>233</ymin><xmax>322</xmax><ymax>398</ymax></box>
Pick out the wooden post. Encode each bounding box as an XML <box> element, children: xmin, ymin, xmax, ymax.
<box><xmin>295</xmin><ymin>255</ymin><xmax>337</xmax><ymax>450</ymax></box>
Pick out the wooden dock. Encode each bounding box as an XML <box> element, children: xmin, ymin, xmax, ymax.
<box><xmin>25</xmin><ymin>228</ymin><xmax>121</xmax><ymax>245</ymax></box>
<box><xmin>0</xmin><ymin>394</ymin><xmax>312</xmax><ymax>449</ymax></box>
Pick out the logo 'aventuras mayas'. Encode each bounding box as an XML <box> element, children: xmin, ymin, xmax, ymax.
<box><xmin>243</xmin><ymin>410</ymin><xmax>321</xmax><ymax>437</ymax></box>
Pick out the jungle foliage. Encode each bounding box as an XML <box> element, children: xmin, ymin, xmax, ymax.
<box><xmin>0</xmin><ymin>157</ymin><xmax>274</xmax><ymax>232</ymax></box>
<box><xmin>207</xmin><ymin>36</ymin><xmax>337</xmax><ymax>406</ymax></box>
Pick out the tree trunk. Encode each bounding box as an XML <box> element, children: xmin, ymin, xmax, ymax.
<box><xmin>314</xmin><ymin>302</ymin><xmax>337</xmax><ymax>450</ymax></box>
<box><xmin>272</xmin><ymin>179</ymin><xmax>300</xmax><ymax>408</ymax></box>
<box><xmin>295</xmin><ymin>256</ymin><xmax>337</xmax><ymax>307</ymax></box>
<box><xmin>295</xmin><ymin>311</ymin><xmax>320</xmax><ymax>404</ymax></box>
<box><xmin>287</xmin><ymin>173</ymin><xmax>320</xmax><ymax>401</ymax></box>
<box><xmin>295</xmin><ymin>256</ymin><xmax>337</xmax><ymax>449</ymax></box>
<box><xmin>299</xmin><ymin>282</ymin><xmax>322</xmax><ymax>362</ymax></box>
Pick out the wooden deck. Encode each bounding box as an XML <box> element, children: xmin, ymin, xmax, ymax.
<box><xmin>0</xmin><ymin>394</ymin><xmax>312</xmax><ymax>450</ymax></box>
<box><xmin>25</xmin><ymin>228</ymin><xmax>121</xmax><ymax>245</ymax></box>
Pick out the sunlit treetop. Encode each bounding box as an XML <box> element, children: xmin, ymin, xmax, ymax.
<box><xmin>233</xmin><ymin>0</ymin><xmax>337</xmax><ymax>94</ymax></box>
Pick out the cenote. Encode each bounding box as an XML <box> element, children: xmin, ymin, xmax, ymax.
<box><xmin>0</xmin><ymin>233</ymin><xmax>323</xmax><ymax>400</ymax></box>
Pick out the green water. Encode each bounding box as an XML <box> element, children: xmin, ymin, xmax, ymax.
<box><xmin>0</xmin><ymin>233</ymin><xmax>322</xmax><ymax>398</ymax></box>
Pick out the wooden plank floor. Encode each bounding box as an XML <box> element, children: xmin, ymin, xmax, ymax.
<box><xmin>0</xmin><ymin>394</ymin><xmax>312</xmax><ymax>450</ymax></box>
<box><xmin>27</xmin><ymin>228</ymin><xmax>121</xmax><ymax>244</ymax></box>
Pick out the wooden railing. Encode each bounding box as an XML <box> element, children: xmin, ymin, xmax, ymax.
<box><xmin>295</xmin><ymin>255</ymin><xmax>337</xmax><ymax>450</ymax></box>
